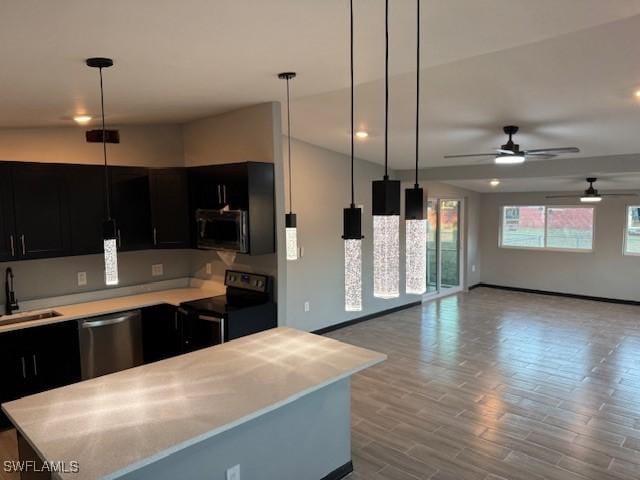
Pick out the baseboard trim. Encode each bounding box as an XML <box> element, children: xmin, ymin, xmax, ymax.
<box><xmin>321</xmin><ymin>461</ymin><xmax>353</xmax><ymax>480</ymax></box>
<box><xmin>475</xmin><ymin>283</ymin><xmax>640</xmax><ymax>306</ymax></box>
<box><xmin>468</xmin><ymin>283</ymin><xmax>482</xmax><ymax>291</ymax></box>
<box><xmin>313</xmin><ymin>301</ymin><xmax>422</xmax><ymax>335</ymax></box>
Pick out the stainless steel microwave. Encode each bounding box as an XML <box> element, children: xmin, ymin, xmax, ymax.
<box><xmin>196</xmin><ymin>209</ymin><xmax>249</xmax><ymax>253</ymax></box>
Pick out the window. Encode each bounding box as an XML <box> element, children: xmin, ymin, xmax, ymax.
<box><xmin>500</xmin><ymin>205</ymin><xmax>594</xmax><ymax>251</ymax></box>
<box><xmin>500</xmin><ymin>206</ymin><xmax>545</xmax><ymax>248</ymax></box>
<box><xmin>624</xmin><ymin>206</ymin><xmax>640</xmax><ymax>255</ymax></box>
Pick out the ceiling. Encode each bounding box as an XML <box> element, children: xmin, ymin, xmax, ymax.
<box><xmin>2</xmin><ymin>1</ymin><xmax>640</xmax><ymax>170</ymax></box>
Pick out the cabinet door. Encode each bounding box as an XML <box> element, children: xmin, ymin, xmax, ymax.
<box><xmin>66</xmin><ymin>165</ymin><xmax>106</xmax><ymax>255</ymax></box>
<box><xmin>110</xmin><ymin>167</ymin><xmax>153</xmax><ymax>251</ymax></box>
<box><xmin>217</xmin><ymin>163</ymin><xmax>248</xmax><ymax>210</ymax></box>
<box><xmin>30</xmin><ymin>322</ymin><xmax>81</xmax><ymax>393</ymax></box>
<box><xmin>141</xmin><ymin>304</ymin><xmax>181</xmax><ymax>363</ymax></box>
<box><xmin>12</xmin><ymin>163</ymin><xmax>70</xmax><ymax>259</ymax></box>
<box><xmin>0</xmin><ymin>163</ymin><xmax>17</xmax><ymax>261</ymax></box>
<box><xmin>0</xmin><ymin>330</ymin><xmax>28</xmax><ymax>427</ymax></box>
<box><xmin>149</xmin><ymin>169</ymin><xmax>190</xmax><ymax>248</ymax></box>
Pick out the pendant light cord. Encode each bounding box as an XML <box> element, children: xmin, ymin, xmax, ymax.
<box><xmin>286</xmin><ymin>76</ymin><xmax>293</xmax><ymax>214</ymax></box>
<box><xmin>415</xmin><ymin>0</ymin><xmax>420</xmax><ymax>188</ymax></box>
<box><xmin>99</xmin><ymin>66</ymin><xmax>111</xmax><ymax>220</ymax></box>
<box><xmin>350</xmin><ymin>0</ymin><xmax>355</xmax><ymax>207</ymax></box>
<box><xmin>384</xmin><ymin>0</ymin><xmax>389</xmax><ymax>180</ymax></box>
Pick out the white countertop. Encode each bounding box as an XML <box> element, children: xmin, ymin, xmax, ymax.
<box><xmin>2</xmin><ymin>327</ymin><xmax>385</xmax><ymax>480</ymax></box>
<box><xmin>0</xmin><ymin>285</ymin><xmax>225</xmax><ymax>334</ymax></box>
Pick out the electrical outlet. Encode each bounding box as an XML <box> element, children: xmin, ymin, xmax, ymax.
<box><xmin>226</xmin><ymin>464</ymin><xmax>240</xmax><ymax>480</ymax></box>
<box><xmin>471</xmin><ymin>264</ymin><xmax>476</xmax><ymax>273</ymax></box>
<box><xmin>304</xmin><ymin>301</ymin><xmax>310</xmax><ymax>312</ymax></box>
<box><xmin>151</xmin><ymin>264</ymin><xmax>164</xmax><ymax>277</ymax></box>
<box><xmin>206</xmin><ymin>263</ymin><xmax>212</xmax><ymax>275</ymax></box>
<box><xmin>77</xmin><ymin>271</ymin><xmax>87</xmax><ymax>286</ymax></box>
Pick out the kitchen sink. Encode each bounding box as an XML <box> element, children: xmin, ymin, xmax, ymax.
<box><xmin>0</xmin><ymin>310</ymin><xmax>62</xmax><ymax>326</ymax></box>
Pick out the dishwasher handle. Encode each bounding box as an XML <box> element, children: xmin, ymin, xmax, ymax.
<box><xmin>81</xmin><ymin>311</ymin><xmax>139</xmax><ymax>329</ymax></box>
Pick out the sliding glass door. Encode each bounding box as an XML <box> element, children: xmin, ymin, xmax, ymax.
<box><xmin>425</xmin><ymin>199</ymin><xmax>463</xmax><ymax>297</ymax></box>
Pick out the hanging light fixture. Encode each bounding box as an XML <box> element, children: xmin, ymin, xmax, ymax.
<box><xmin>372</xmin><ymin>0</ymin><xmax>400</xmax><ymax>299</ymax></box>
<box><xmin>279</xmin><ymin>72</ymin><xmax>299</xmax><ymax>261</ymax></box>
<box><xmin>86</xmin><ymin>57</ymin><xmax>119</xmax><ymax>286</ymax></box>
<box><xmin>405</xmin><ymin>0</ymin><xmax>426</xmax><ymax>295</ymax></box>
<box><xmin>344</xmin><ymin>0</ymin><xmax>363</xmax><ymax>312</ymax></box>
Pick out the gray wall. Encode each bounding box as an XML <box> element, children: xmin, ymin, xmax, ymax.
<box><xmin>283</xmin><ymin>139</ymin><xmax>481</xmax><ymax>332</ymax></box>
<box><xmin>480</xmin><ymin>191</ymin><xmax>640</xmax><ymax>301</ymax></box>
<box><xmin>117</xmin><ymin>379</ymin><xmax>351</xmax><ymax>480</ymax></box>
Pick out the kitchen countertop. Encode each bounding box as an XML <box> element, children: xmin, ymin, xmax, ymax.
<box><xmin>2</xmin><ymin>327</ymin><xmax>386</xmax><ymax>480</ymax></box>
<box><xmin>0</xmin><ymin>285</ymin><xmax>225</xmax><ymax>334</ymax></box>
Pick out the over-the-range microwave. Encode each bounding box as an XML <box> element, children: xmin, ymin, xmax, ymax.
<box><xmin>196</xmin><ymin>208</ymin><xmax>249</xmax><ymax>253</ymax></box>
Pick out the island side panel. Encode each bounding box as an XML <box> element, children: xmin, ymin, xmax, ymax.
<box><xmin>115</xmin><ymin>378</ymin><xmax>352</xmax><ymax>480</ymax></box>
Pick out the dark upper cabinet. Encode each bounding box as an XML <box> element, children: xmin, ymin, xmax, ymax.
<box><xmin>149</xmin><ymin>168</ymin><xmax>190</xmax><ymax>248</ymax></box>
<box><xmin>65</xmin><ymin>165</ymin><xmax>106</xmax><ymax>255</ymax></box>
<box><xmin>12</xmin><ymin>163</ymin><xmax>70</xmax><ymax>259</ymax></box>
<box><xmin>110</xmin><ymin>167</ymin><xmax>153</xmax><ymax>251</ymax></box>
<box><xmin>0</xmin><ymin>163</ymin><xmax>17</xmax><ymax>262</ymax></box>
<box><xmin>188</xmin><ymin>162</ymin><xmax>275</xmax><ymax>255</ymax></box>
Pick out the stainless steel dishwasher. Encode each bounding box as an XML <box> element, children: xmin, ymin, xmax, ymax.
<box><xmin>77</xmin><ymin>309</ymin><xmax>143</xmax><ymax>380</ymax></box>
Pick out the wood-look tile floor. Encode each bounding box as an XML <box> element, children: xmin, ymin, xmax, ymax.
<box><xmin>327</xmin><ymin>288</ymin><xmax>640</xmax><ymax>480</ymax></box>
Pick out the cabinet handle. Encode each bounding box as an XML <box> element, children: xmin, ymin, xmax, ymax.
<box><xmin>117</xmin><ymin>229</ymin><xmax>122</xmax><ymax>248</ymax></box>
<box><xmin>20</xmin><ymin>234</ymin><xmax>25</xmax><ymax>255</ymax></box>
<box><xmin>223</xmin><ymin>185</ymin><xmax>227</xmax><ymax>204</ymax></box>
<box><xmin>153</xmin><ymin>227</ymin><xmax>158</xmax><ymax>246</ymax></box>
<box><xmin>21</xmin><ymin>357</ymin><xmax>26</xmax><ymax>379</ymax></box>
<box><xmin>217</xmin><ymin>185</ymin><xmax>222</xmax><ymax>204</ymax></box>
<box><xmin>32</xmin><ymin>354</ymin><xmax>37</xmax><ymax>376</ymax></box>
<box><xmin>9</xmin><ymin>235</ymin><xmax>15</xmax><ymax>257</ymax></box>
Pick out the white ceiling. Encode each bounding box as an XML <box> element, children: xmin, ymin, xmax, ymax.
<box><xmin>2</xmin><ymin>1</ymin><xmax>640</xmax><ymax>171</ymax></box>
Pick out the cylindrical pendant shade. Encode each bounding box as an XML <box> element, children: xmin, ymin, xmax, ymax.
<box><xmin>286</xmin><ymin>213</ymin><xmax>298</xmax><ymax>261</ymax></box>
<box><xmin>405</xmin><ymin>219</ymin><xmax>426</xmax><ymax>294</ymax></box>
<box><xmin>373</xmin><ymin>214</ymin><xmax>400</xmax><ymax>299</ymax></box>
<box><xmin>344</xmin><ymin>239</ymin><xmax>362</xmax><ymax>311</ymax></box>
<box><xmin>103</xmin><ymin>238</ymin><xmax>119</xmax><ymax>286</ymax></box>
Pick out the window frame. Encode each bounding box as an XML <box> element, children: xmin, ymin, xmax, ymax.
<box><xmin>623</xmin><ymin>205</ymin><xmax>640</xmax><ymax>256</ymax></box>
<box><xmin>498</xmin><ymin>204</ymin><xmax>595</xmax><ymax>253</ymax></box>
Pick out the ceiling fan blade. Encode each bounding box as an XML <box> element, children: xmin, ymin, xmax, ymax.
<box><xmin>525</xmin><ymin>153</ymin><xmax>556</xmax><ymax>159</ymax></box>
<box><xmin>443</xmin><ymin>153</ymin><xmax>497</xmax><ymax>159</ymax></box>
<box><xmin>545</xmin><ymin>195</ymin><xmax>580</xmax><ymax>199</ymax></box>
<box><xmin>524</xmin><ymin>147</ymin><xmax>580</xmax><ymax>154</ymax></box>
<box><xmin>600</xmin><ymin>193</ymin><xmax>639</xmax><ymax>197</ymax></box>
<box><xmin>495</xmin><ymin>149</ymin><xmax>514</xmax><ymax>155</ymax></box>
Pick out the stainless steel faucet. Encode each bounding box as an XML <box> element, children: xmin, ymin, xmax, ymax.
<box><xmin>4</xmin><ymin>267</ymin><xmax>19</xmax><ymax>315</ymax></box>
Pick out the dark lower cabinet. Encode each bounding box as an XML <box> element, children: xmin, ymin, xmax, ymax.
<box><xmin>141</xmin><ymin>304</ymin><xmax>181</xmax><ymax>363</ymax></box>
<box><xmin>149</xmin><ymin>169</ymin><xmax>190</xmax><ymax>248</ymax></box>
<box><xmin>12</xmin><ymin>163</ymin><xmax>71</xmax><ymax>259</ymax></box>
<box><xmin>0</xmin><ymin>321</ymin><xmax>80</xmax><ymax>428</ymax></box>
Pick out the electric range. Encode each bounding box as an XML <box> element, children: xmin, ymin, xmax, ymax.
<box><xmin>178</xmin><ymin>270</ymin><xmax>276</xmax><ymax>346</ymax></box>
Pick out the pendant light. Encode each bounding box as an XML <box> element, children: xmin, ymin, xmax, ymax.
<box><xmin>372</xmin><ymin>0</ymin><xmax>400</xmax><ymax>299</ymax></box>
<box><xmin>279</xmin><ymin>72</ymin><xmax>299</xmax><ymax>261</ymax></box>
<box><xmin>86</xmin><ymin>57</ymin><xmax>119</xmax><ymax>286</ymax></box>
<box><xmin>343</xmin><ymin>0</ymin><xmax>363</xmax><ymax>312</ymax></box>
<box><xmin>405</xmin><ymin>0</ymin><xmax>426</xmax><ymax>295</ymax></box>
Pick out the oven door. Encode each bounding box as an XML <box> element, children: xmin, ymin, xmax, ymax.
<box><xmin>196</xmin><ymin>209</ymin><xmax>248</xmax><ymax>253</ymax></box>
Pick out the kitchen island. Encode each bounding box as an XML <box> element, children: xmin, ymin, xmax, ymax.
<box><xmin>2</xmin><ymin>327</ymin><xmax>385</xmax><ymax>480</ymax></box>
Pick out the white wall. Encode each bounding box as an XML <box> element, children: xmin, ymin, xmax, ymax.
<box><xmin>283</xmin><ymin>139</ymin><xmax>481</xmax><ymax>332</ymax></box>
<box><xmin>480</xmin><ymin>191</ymin><xmax>640</xmax><ymax>301</ymax></box>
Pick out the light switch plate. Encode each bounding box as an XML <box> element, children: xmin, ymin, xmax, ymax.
<box><xmin>77</xmin><ymin>271</ymin><xmax>87</xmax><ymax>286</ymax></box>
<box><xmin>152</xmin><ymin>264</ymin><xmax>164</xmax><ymax>277</ymax></box>
<box><xmin>304</xmin><ymin>301</ymin><xmax>310</xmax><ymax>312</ymax></box>
<box><xmin>226</xmin><ymin>464</ymin><xmax>240</xmax><ymax>480</ymax></box>
<box><xmin>206</xmin><ymin>263</ymin><xmax>212</xmax><ymax>275</ymax></box>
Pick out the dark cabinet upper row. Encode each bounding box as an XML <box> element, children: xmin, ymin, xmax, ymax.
<box><xmin>0</xmin><ymin>161</ymin><xmax>274</xmax><ymax>262</ymax></box>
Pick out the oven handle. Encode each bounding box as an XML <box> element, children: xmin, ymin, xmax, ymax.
<box><xmin>198</xmin><ymin>314</ymin><xmax>225</xmax><ymax>344</ymax></box>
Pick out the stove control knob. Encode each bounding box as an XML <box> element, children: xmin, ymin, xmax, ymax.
<box><xmin>229</xmin><ymin>275</ymin><xmax>237</xmax><ymax>283</ymax></box>
<box><xmin>255</xmin><ymin>280</ymin><xmax>264</xmax><ymax>288</ymax></box>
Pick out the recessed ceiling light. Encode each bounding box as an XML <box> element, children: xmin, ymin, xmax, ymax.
<box><xmin>356</xmin><ymin>131</ymin><xmax>368</xmax><ymax>139</ymax></box>
<box><xmin>490</xmin><ymin>179</ymin><xmax>500</xmax><ymax>187</ymax></box>
<box><xmin>73</xmin><ymin>115</ymin><xmax>92</xmax><ymax>125</ymax></box>
<box><xmin>635</xmin><ymin>90</ymin><xmax>640</xmax><ymax>98</ymax></box>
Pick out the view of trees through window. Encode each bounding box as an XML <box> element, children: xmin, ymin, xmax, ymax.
<box><xmin>625</xmin><ymin>206</ymin><xmax>640</xmax><ymax>255</ymax></box>
<box><xmin>501</xmin><ymin>205</ymin><xmax>594</xmax><ymax>251</ymax></box>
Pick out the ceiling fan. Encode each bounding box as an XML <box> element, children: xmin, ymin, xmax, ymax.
<box><xmin>444</xmin><ymin>125</ymin><xmax>580</xmax><ymax>164</ymax></box>
<box><xmin>546</xmin><ymin>178</ymin><xmax>638</xmax><ymax>203</ymax></box>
